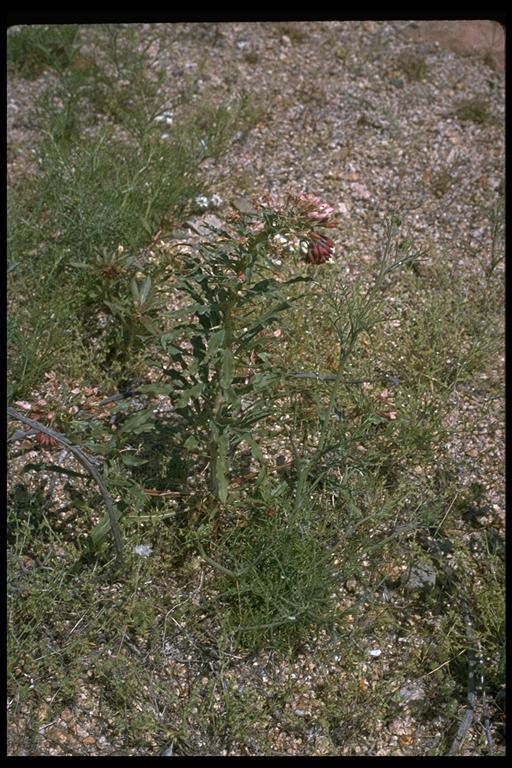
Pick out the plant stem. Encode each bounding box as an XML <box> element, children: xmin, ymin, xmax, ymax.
<box><xmin>209</xmin><ymin>292</ymin><xmax>235</xmax><ymax>502</ymax></box>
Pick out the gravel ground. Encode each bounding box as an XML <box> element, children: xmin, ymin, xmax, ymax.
<box><xmin>7</xmin><ymin>21</ymin><xmax>504</xmax><ymax>756</ymax></box>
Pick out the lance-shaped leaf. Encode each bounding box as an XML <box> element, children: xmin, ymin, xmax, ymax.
<box><xmin>119</xmin><ymin>408</ymin><xmax>156</xmax><ymax>436</ymax></box>
<box><xmin>121</xmin><ymin>454</ymin><xmax>149</xmax><ymax>467</ymax></box>
<box><xmin>175</xmin><ymin>382</ymin><xmax>205</xmax><ymax>409</ymax></box>
<box><xmin>205</xmin><ymin>329</ymin><xmax>225</xmax><ymax>361</ymax></box>
<box><xmin>90</xmin><ymin>505</ymin><xmax>123</xmax><ymax>548</ymax></box>
<box><xmin>139</xmin><ymin>275</ymin><xmax>152</xmax><ymax>305</ymax></box>
<box><xmin>130</xmin><ymin>278</ymin><xmax>140</xmax><ymax>302</ymax></box>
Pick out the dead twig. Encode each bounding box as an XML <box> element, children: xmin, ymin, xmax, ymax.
<box><xmin>7</xmin><ymin>406</ymin><xmax>123</xmax><ymax>556</ymax></box>
<box><xmin>477</xmin><ymin>636</ymin><xmax>494</xmax><ymax>755</ymax></box>
<box><xmin>448</xmin><ymin>607</ymin><xmax>477</xmax><ymax>755</ymax></box>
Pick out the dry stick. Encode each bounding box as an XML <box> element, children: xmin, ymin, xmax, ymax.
<box><xmin>7</xmin><ymin>407</ymin><xmax>123</xmax><ymax>556</ymax></box>
<box><xmin>8</xmin><ymin>427</ymin><xmax>38</xmax><ymax>442</ymax></box>
<box><xmin>477</xmin><ymin>636</ymin><xmax>495</xmax><ymax>755</ymax></box>
<box><xmin>448</xmin><ymin>607</ymin><xmax>477</xmax><ymax>755</ymax></box>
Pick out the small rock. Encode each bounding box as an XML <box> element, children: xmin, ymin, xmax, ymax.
<box><xmin>82</xmin><ymin>735</ymin><xmax>96</xmax><ymax>746</ymax></box>
<box><xmin>133</xmin><ymin>544</ymin><xmax>153</xmax><ymax>558</ymax></box>
<box><xmin>402</xmin><ymin>562</ymin><xmax>437</xmax><ymax>591</ymax></box>
<box><xmin>186</xmin><ymin>214</ymin><xmax>223</xmax><ymax>236</ymax></box>
<box><xmin>350</xmin><ymin>182</ymin><xmax>372</xmax><ymax>200</ymax></box>
<box><xmin>399</xmin><ymin>681</ymin><xmax>426</xmax><ymax>703</ymax></box>
<box><xmin>60</xmin><ymin>709</ymin><xmax>73</xmax><ymax>722</ymax></box>
<box><xmin>231</xmin><ymin>195</ymin><xmax>258</xmax><ymax>214</ymax></box>
<box><xmin>47</xmin><ymin>727</ymin><xmax>68</xmax><ymax>744</ymax></box>
<box><xmin>315</xmin><ymin>734</ymin><xmax>334</xmax><ymax>755</ymax></box>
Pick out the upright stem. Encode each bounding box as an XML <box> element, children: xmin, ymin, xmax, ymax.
<box><xmin>208</xmin><ymin>292</ymin><xmax>235</xmax><ymax>502</ymax></box>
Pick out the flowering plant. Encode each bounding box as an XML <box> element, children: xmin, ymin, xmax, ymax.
<box><xmin>158</xmin><ymin>192</ymin><xmax>336</xmax><ymax>510</ymax></box>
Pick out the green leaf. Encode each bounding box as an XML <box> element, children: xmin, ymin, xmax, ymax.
<box><xmin>245</xmin><ymin>433</ymin><xmax>265</xmax><ymax>464</ymax></box>
<box><xmin>119</xmin><ymin>408</ymin><xmax>155</xmax><ymax>436</ymax></box>
<box><xmin>139</xmin><ymin>275</ymin><xmax>152</xmax><ymax>305</ymax></box>
<box><xmin>166</xmin><ymin>302</ymin><xmax>209</xmax><ymax>320</ymax></box>
<box><xmin>90</xmin><ymin>506</ymin><xmax>122</xmax><ymax>548</ymax></box>
<box><xmin>69</xmin><ymin>261</ymin><xmax>93</xmax><ymax>270</ymax></box>
<box><xmin>104</xmin><ymin>298</ymin><xmax>126</xmax><ymax>316</ymax></box>
<box><xmin>140</xmin><ymin>215</ymin><xmax>153</xmax><ymax>236</ymax></box>
<box><xmin>239</xmin><ymin>300</ymin><xmax>291</xmax><ymax>342</ymax></box>
<box><xmin>206</xmin><ymin>329</ymin><xmax>225</xmax><ymax>360</ymax></box>
<box><xmin>239</xmin><ymin>407</ymin><xmax>273</xmax><ymax>428</ymax></box>
<box><xmin>83</xmin><ymin>441</ymin><xmax>115</xmax><ymax>454</ymax></box>
<box><xmin>121</xmin><ymin>454</ymin><xmax>149</xmax><ymax>467</ymax></box>
<box><xmin>130</xmin><ymin>278</ymin><xmax>140</xmax><ymax>302</ymax></box>
<box><xmin>250</xmin><ymin>373</ymin><xmax>279</xmax><ymax>392</ymax></box>
<box><xmin>140</xmin><ymin>316</ymin><xmax>159</xmax><ymax>334</ymax></box>
<box><xmin>184</xmin><ymin>435</ymin><xmax>198</xmax><ymax>450</ymax></box>
<box><xmin>175</xmin><ymin>382</ymin><xmax>205</xmax><ymax>408</ymax></box>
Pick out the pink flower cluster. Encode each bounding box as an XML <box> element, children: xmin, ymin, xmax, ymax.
<box><xmin>294</xmin><ymin>193</ymin><xmax>338</xmax><ymax>264</ymax></box>
<box><xmin>298</xmin><ymin>193</ymin><xmax>336</xmax><ymax>224</ymax></box>
<box><xmin>305</xmin><ymin>231</ymin><xmax>335</xmax><ymax>264</ymax></box>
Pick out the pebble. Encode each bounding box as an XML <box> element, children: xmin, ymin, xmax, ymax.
<box><xmin>402</xmin><ymin>563</ymin><xmax>437</xmax><ymax>591</ymax></box>
<box><xmin>399</xmin><ymin>682</ymin><xmax>426</xmax><ymax>703</ymax></box>
<box><xmin>47</xmin><ymin>727</ymin><xmax>68</xmax><ymax>745</ymax></box>
<box><xmin>350</xmin><ymin>182</ymin><xmax>372</xmax><ymax>200</ymax></box>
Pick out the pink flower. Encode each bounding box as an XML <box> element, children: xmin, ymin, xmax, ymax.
<box><xmin>298</xmin><ymin>193</ymin><xmax>336</xmax><ymax>223</ymax></box>
<box><xmin>305</xmin><ymin>231</ymin><xmax>335</xmax><ymax>264</ymax></box>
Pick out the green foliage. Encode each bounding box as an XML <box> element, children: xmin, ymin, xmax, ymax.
<box><xmin>157</xmin><ymin>200</ymin><xmax>319</xmax><ymax>507</ymax></box>
<box><xmin>7</xmin><ymin>24</ymin><xmax>79</xmax><ymax>79</ymax></box>
<box><xmin>7</xmin><ymin>26</ymin><xmax>248</xmax><ymax>397</ymax></box>
<box><xmin>455</xmin><ymin>98</ymin><xmax>491</xmax><ymax>124</ymax></box>
<box><xmin>396</xmin><ymin>52</ymin><xmax>428</xmax><ymax>81</ymax></box>
<box><xmin>213</xmin><ymin>487</ymin><xmax>335</xmax><ymax>650</ymax></box>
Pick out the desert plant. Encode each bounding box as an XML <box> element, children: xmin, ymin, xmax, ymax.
<box><xmin>397</xmin><ymin>52</ymin><xmax>428</xmax><ymax>81</ymax></box>
<box><xmin>7</xmin><ymin>24</ymin><xmax>79</xmax><ymax>79</ymax></box>
<box><xmin>157</xmin><ymin>194</ymin><xmax>336</xmax><ymax>510</ymax></box>
<box><xmin>455</xmin><ymin>98</ymin><xmax>491</xmax><ymax>124</ymax></box>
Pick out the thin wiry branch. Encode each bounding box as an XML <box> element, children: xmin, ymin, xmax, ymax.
<box><xmin>7</xmin><ymin>407</ymin><xmax>123</xmax><ymax>556</ymax></box>
<box><xmin>448</xmin><ymin>607</ymin><xmax>477</xmax><ymax>755</ymax></box>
